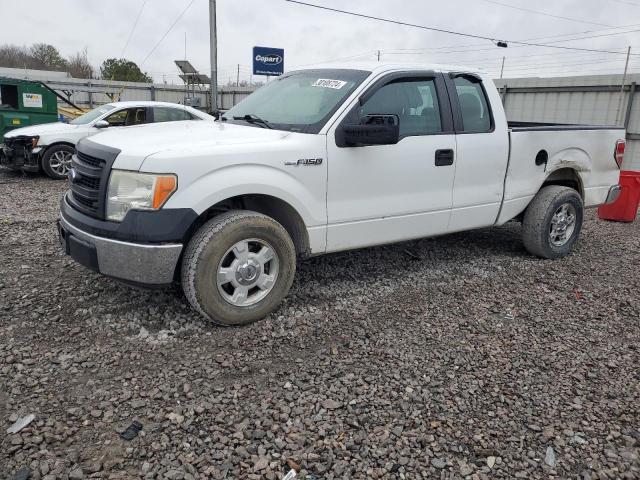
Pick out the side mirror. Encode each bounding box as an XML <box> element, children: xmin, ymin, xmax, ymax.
<box><xmin>336</xmin><ymin>114</ymin><xmax>400</xmax><ymax>147</ymax></box>
<box><xmin>94</xmin><ymin>120</ymin><xmax>110</xmax><ymax>129</ymax></box>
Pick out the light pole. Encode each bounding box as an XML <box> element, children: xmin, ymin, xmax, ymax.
<box><xmin>209</xmin><ymin>0</ymin><xmax>218</xmax><ymax>113</ymax></box>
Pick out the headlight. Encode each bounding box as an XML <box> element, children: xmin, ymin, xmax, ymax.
<box><xmin>31</xmin><ymin>136</ymin><xmax>39</xmax><ymax>148</ymax></box>
<box><xmin>106</xmin><ymin>170</ymin><xmax>177</xmax><ymax>222</ymax></box>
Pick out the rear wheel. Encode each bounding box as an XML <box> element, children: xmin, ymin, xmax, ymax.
<box><xmin>522</xmin><ymin>186</ymin><xmax>584</xmax><ymax>259</ymax></box>
<box><xmin>42</xmin><ymin>144</ymin><xmax>74</xmax><ymax>179</ymax></box>
<box><xmin>181</xmin><ymin>210</ymin><xmax>296</xmax><ymax>326</ymax></box>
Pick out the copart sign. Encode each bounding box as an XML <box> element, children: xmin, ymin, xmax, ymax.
<box><xmin>253</xmin><ymin>46</ymin><xmax>284</xmax><ymax>76</ymax></box>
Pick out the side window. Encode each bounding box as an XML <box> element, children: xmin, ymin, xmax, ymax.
<box><xmin>127</xmin><ymin>107</ymin><xmax>147</xmax><ymax>126</ymax></box>
<box><xmin>453</xmin><ymin>76</ymin><xmax>492</xmax><ymax>133</ymax></box>
<box><xmin>360</xmin><ymin>79</ymin><xmax>442</xmax><ymax>137</ymax></box>
<box><xmin>105</xmin><ymin>108</ymin><xmax>147</xmax><ymax>127</ymax></box>
<box><xmin>104</xmin><ymin>109</ymin><xmax>128</xmax><ymax>126</ymax></box>
<box><xmin>153</xmin><ymin>107</ymin><xmax>195</xmax><ymax>123</ymax></box>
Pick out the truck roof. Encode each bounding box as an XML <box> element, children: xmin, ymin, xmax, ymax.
<box><xmin>290</xmin><ymin>61</ymin><xmax>486</xmax><ymax>75</ymax></box>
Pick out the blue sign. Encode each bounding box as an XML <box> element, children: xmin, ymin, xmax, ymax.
<box><xmin>253</xmin><ymin>46</ymin><xmax>284</xmax><ymax>76</ymax></box>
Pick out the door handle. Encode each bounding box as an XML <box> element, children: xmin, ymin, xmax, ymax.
<box><xmin>435</xmin><ymin>149</ymin><xmax>454</xmax><ymax>166</ymax></box>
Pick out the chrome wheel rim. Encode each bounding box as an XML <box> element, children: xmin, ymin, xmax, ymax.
<box><xmin>216</xmin><ymin>238</ymin><xmax>279</xmax><ymax>307</ymax></box>
<box><xmin>550</xmin><ymin>203</ymin><xmax>577</xmax><ymax>247</ymax></box>
<box><xmin>49</xmin><ymin>150</ymin><xmax>73</xmax><ymax>176</ymax></box>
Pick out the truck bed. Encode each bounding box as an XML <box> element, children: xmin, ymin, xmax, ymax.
<box><xmin>497</xmin><ymin>123</ymin><xmax>624</xmax><ymax>225</ymax></box>
<box><xmin>508</xmin><ymin>121</ymin><xmax>622</xmax><ymax>132</ymax></box>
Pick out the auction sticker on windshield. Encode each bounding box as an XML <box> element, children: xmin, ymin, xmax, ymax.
<box><xmin>312</xmin><ymin>79</ymin><xmax>347</xmax><ymax>89</ymax></box>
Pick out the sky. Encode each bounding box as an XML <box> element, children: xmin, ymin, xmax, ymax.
<box><xmin>4</xmin><ymin>0</ymin><xmax>640</xmax><ymax>84</ymax></box>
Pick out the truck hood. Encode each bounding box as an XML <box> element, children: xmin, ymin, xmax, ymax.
<box><xmin>4</xmin><ymin>122</ymin><xmax>82</xmax><ymax>139</ymax></box>
<box><xmin>93</xmin><ymin>121</ymin><xmax>291</xmax><ymax>171</ymax></box>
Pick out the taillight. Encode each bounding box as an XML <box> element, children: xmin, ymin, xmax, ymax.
<box><xmin>614</xmin><ymin>139</ymin><xmax>625</xmax><ymax>169</ymax></box>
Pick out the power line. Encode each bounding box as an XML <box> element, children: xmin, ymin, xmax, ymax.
<box><xmin>479</xmin><ymin>0</ymin><xmax>613</xmax><ymax>27</ymax></box>
<box><xmin>386</xmin><ymin>25</ymin><xmax>640</xmax><ymax>54</ymax></box>
<box><xmin>382</xmin><ymin>28</ymin><xmax>640</xmax><ymax>60</ymax></box>
<box><xmin>285</xmin><ymin>1</ymin><xmax>504</xmax><ymax>43</ymax></box>
<box><xmin>284</xmin><ymin>0</ymin><xmax>640</xmax><ymax>56</ymax></box>
<box><xmin>500</xmin><ymin>57</ymin><xmax>625</xmax><ymax>71</ymax></box>
<box><xmin>121</xmin><ymin>0</ymin><xmax>149</xmax><ymax>57</ymax></box>
<box><xmin>141</xmin><ymin>0</ymin><xmax>196</xmax><ymax>65</ymax></box>
<box><xmin>608</xmin><ymin>0</ymin><xmax>640</xmax><ymax>6</ymax></box>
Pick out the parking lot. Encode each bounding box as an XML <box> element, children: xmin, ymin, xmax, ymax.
<box><xmin>1</xmin><ymin>168</ymin><xmax>639</xmax><ymax>479</ymax></box>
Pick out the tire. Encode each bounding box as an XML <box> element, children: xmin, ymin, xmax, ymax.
<box><xmin>522</xmin><ymin>186</ymin><xmax>584</xmax><ymax>259</ymax></box>
<box><xmin>181</xmin><ymin>210</ymin><xmax>296</xmax><ymax>326</ymax></box>
<box><xmin>42</xmin><ymin>144</ymin><xmax>74</xmax><ymax>179</ymax></box>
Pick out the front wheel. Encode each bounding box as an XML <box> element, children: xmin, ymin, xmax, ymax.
<box><xmin>522</xmin><ymin>186</ymin><xmax>584</xmax><ymax>259</ymax></box>
<box><xmin>42</xmin><ymin>144</ymin><xmax>74</xmax><ymax>179</ymax></box>
<box><xmin>181</xmin><ymin>210</ymin><xmax>296</xmax><ymax>326</ymax></box>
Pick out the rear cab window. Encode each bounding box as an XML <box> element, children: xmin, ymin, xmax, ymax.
<box><xmin>452</xmin><ymin>75</ymin><xmax>493</xmax><ymax>133</ymax></box>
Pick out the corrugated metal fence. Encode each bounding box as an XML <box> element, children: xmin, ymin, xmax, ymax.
<box><xmin>41</xmin><ymin>77</ymin><xmax>254</xmax><ymax>111</ymax></box>
<box><xmin>0</xmin><ymin>67</ymin><xmax>254</xmax><ymax>111</ymax></box>
<box><xmin>494</xmin><ymin>74</ymin><xmax>640</xmax><ymax>170</ymax></box>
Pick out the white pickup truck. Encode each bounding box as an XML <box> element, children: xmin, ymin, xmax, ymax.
<box><xmin>58</xmin><ymin>63</ymin><xmax>625</xmax><ymax>325</ymax></box>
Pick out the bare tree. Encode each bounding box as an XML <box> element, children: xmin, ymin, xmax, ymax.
<box><xmin>0</xmin><ymin>44</ymin><xmax>32</xmax><ymax>69</ymax></box>
<box><xmin>67</xmin><ymin>48</ymin><xmax>93</xmax><ymax>79</ymax></box>
<box><xmin>29</xmin><ymin>43</ymin><xmax>68</xmax><ymax>71</ymax></box>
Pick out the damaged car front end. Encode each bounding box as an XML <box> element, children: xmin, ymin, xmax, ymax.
<box><xmin>1</xmin><ymin>135</ymin><xmax>43</xmax><ymax>172</ymax></box>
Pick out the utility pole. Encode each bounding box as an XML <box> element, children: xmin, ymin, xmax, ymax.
<box><xmin>208</xmin><ymin>0</ymin><xmax>218</xmax><ymax>113</ymax></box>
<box><xmin>236</xmin><ymin>64</ymin><xmax>240</xmax><ymax>87</ymax></box>
<box><xmin>377</xmin><ymin>50</ymin><xmax>381</xmax><ymax>62</ymax></box>
<box><xmin>616</xmin><ymin>46</ymin><xmax>631</xmax><ymax>125</ymax></box>
<box><xmin>500</xmin><ymin>56</ymin><xmax>505</xmax><ymax>79</ymax></box>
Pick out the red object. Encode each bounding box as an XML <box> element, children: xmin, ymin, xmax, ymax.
<box><xmin>598</xmin><ymin>171</ymin><xmax>640</xmax><ymax>223</ymax></box>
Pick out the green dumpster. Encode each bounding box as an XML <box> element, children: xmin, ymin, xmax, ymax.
<box><xmin>0</xmin><ymin>77</ymin><xmax>59</xmax><ymax>143</ymax></box>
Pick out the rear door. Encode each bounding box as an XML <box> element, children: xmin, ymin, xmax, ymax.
<box><xmin>445</xmin><ymin>73</ymin><xmax>510</xmax><ymax>231</ymax></box>
<box><xmin>326</xmin><ymin>72</ymin><xmax>457</xmax><ymax>251</ymax></box>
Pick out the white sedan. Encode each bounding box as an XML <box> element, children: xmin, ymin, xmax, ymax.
<box><xmin>1</xmin><ymin>101</ymin><xmax>214</xmax><ymax>179</ymax></box>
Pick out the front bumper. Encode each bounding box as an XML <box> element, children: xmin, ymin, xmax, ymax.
<box><xmin>58</xmin><ymin>213</ymin><xmax>183</xmax><ymax>285</ymax></box>
<box><xmin>604</xmin><ymin>185</ymin><xmax>622</xmax><ymax>205</ymax></box>
<box><xmin>0</xmin><ymin>143</ymin><xmax>43</xmax><ymax>172</ymax></box>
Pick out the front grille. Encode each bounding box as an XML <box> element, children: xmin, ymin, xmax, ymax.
<box><xmin>68</xmin><ymin>153</ymin><xmax>104</xmax><ymax>216</ymax></box>
<box><xmin>71</xmin><ymin>193</ymin><xmax>96</xmax><ymax>209</ymax></box>
<box><xmin>75</xmin><ymin>175</ymin><xmax>100</xmax><ymax>190</ymax></box>
<box><xmin>77</xmin><ymin>151</ymin><xmax>103</xmax><ymax>168</ymax></box>
<box><xmin>67</xmin><ymin>141</ymin><xmax>121</xmax><ymax>220</ymax></box>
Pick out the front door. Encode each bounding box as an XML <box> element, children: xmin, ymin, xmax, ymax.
<box><xmin>326</xmin><ymin>73</ymin><xmax>457</xmax><ymax>252</ymax></box>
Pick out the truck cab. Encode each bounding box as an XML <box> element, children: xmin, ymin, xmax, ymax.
<box><xmin>58</xmin><ymin>62</ymin><xmax>624</xmax><ymax>325</ymax></box>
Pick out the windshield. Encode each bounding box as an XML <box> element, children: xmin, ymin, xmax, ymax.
<box><xmin>70</xmin><ymin>105</ymin><xmax>116</xmax><ymax>125</ymax></box>
<box><xmin>223</xmin><ymin>69</ymin><xmax>370</xmax><ymax>133</ymax></box>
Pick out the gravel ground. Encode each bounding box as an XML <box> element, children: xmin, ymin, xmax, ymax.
<box><xmin>1</xmin><ymin>168</ymin><xmax>639</xmax><ymax>480</ymax></box>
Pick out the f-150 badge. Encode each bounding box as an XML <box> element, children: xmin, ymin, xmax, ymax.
<box><xmin>285</xmin><ymin>158</ymin><xmax>323</xmax><ymax>166</ymax></box>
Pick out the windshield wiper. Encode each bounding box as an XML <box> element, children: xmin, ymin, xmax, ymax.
<box><xmin>232</xmin><ymin>114</ymin><xmax>273</xmax><ymax>129</ymax></box>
